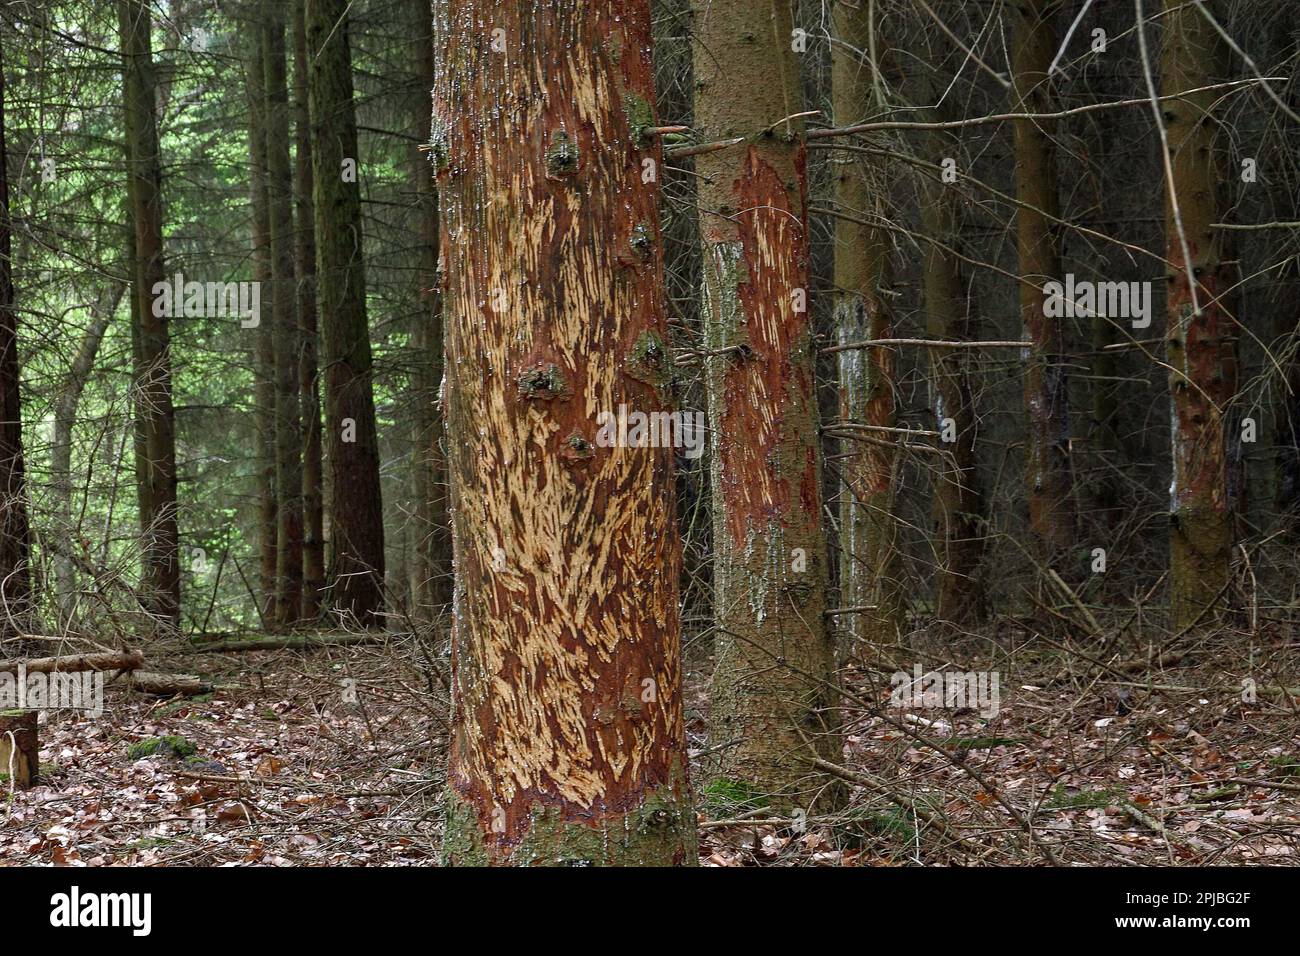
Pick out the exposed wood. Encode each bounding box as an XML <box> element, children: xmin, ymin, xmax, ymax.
<box><xmin>0</xmin><ymin>710</ymin><xmax>37</xmax><ymax>788</ymax></box>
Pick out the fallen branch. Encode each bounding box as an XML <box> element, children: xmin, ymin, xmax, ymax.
<box><xmin>123</xmin><ymin>671</ymin><xmax>214</xmax><ymax>696</ymax></box>
<box><xmin>184</xmin><ymin>632</ymin><xmax>388</xmax><ymax>654</ymax></box>
<box><xmin>0</xmin><ymin>648</ymin><xmax>144</xmax><ymax>675</ymax></box>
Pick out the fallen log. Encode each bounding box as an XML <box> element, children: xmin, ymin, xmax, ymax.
<box><xmin>184</xmin><ymin>632</ymin><xmax>388</xmax><ymax>654</ymax></box>
<box><xmin>124</xmin><ymin>671</ymin><xmax>214</xmax><ymax>697</ymax></box>
<box><xmin>0</xmin><ymin>648</ymin><xmax>144</xmax><ymax>675</ymax></box>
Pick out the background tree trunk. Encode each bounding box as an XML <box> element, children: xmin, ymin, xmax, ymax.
<box><xmin>435</xmin><ymin>0</ymin><xmax>696</xmax><ymax>865</ymax></box>
<box><xmin>306</xmin><ymin>0</ymin><xmax>386</xmax><ymax>623</ymax></box>
<box><xmin>831</xmin><ymin>0</ymin><xmax>905</xmax><ymax>652</ymax></box>
<box><xmin>291</xmin><ymin>0</ymin><xmax>325</xmax><ymax>620</ymax></box>
<box><xmin>920</xmin><ymin>109</ymin><xmax>987</xmax><ymax>626</ymax></box>
<box><xmin>119</xmin><ymin>0</ymin><xmax>181</xmax><ymax>632</ymax></box>
<box><xmin>692</xmin><ymin>0</ymin><xmax>840</xmax><ymax>807</ymax></box>
<box><xmin>406</xmin><ymin>0</ymin><xmax>451</xmax><ymax>623</ymax></box>
<box><xmin>246</xmin><ymin>13</ymin><xmax>277</xmax><ymax>624</ymax></box>
<box><xmin>52</xmin><ymin>282</ymin><xmax>124</xmax><ymax>612</ymax></box>
<box><xmin>1159</xmin><ymin>0</ymin><xmax>1239</xmax><ymax>628</ymax></box>
<box><xmin>1013</xmin><ymin>0</ymin><xmax>1075</xmax><ymax>560</ymax></box>
<box><xmin>264</xmin><ymin>2</ymin><xmax>304</xmax><ymax>628</ymax></box>
<box><xmin>0</xmin><ymin>38</ymin><xmax>32</xmax><ymax>647</ymax></box>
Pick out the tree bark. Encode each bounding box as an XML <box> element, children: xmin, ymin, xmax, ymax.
<box><xmin>0</xmin><ymin>37</ymin><xmax>32</xmax><ymax>649</ymax></box>
<box><xmin>406</xmin><ymin>0</ymin><xmax>451</xmax><ymax>623</ymax></box>
<box><xmin>291</xmin><ymin>0</ymin><xmax>325</xmax><ymax>619</ymax></box>
<box><xmin>246</xmin><ymin>11</ymin><xmax>278</xmax><ymax>624</ymax></box>
<box><xmin>264</xmin><ymin>2</ymin><xmax>304</xmax><ymax>628</ymax></box>
<box><xmin>434</xmin><ymin>0</ymin><xmax>696</xmax><ymax>865</ymax></box>
<box><xmin>119</xmin><ymin>0</ymin><xmax>181</xmax><ymax>633</ymax></box>
<box><xmin>305</xmin><ymin>0</ymin><xmax>386</xmax><ymax>623</ymax></box>
<box><xmin>1013</xmin><ymin>0</ymin><xmax>1075</xmax><ymax>559</ymax></box>
<box><xmin>920</xmin><ymin>100</ymin><xmax>986</xmax><ymax>626</ymax></box>
<box><xmin>1159</xmin><ymin>0</ymin><xmax>1239</xmax><ymax>628</ymax></box>
<box><xmin>51</xmin><ymin>283</ymin><xmax>125</xmax><ymax>611</ymax></box>
<box><xmin>831</xmin><ymin>0</ymin><xmax>905</xmax><ymax>651</ymax></box>
<box><xmin>692</xmin><ymin>0</ymin><xmax>840</xmax><ymax>807</ymax></box>
<box><xmin>0</xmin><ymin>710</ymin><xmax>37</xmax><ymax>789</ymax></box>
<box><xmin>0</xmin><ymin>649</ymin><xmax>144</xmax><ymax>675</ymax></box>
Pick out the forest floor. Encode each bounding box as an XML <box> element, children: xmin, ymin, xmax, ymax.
<box><xmin>2</xmin><ymin>625</ymin><xmax>1298</xmax><ymax>866</ymax></box>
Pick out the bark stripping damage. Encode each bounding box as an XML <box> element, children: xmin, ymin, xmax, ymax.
<box><xmin>434</xmin><ymin>1</ymin><xmax>695</xmax><ymax>865</ymax></box>
<box><xmin>831</xmin><ymin>0</ymin><xmax>904</xmax><ymax>649</ymax></box>
<box><xmin>1013</xmin><ymin>0</ymin><xmax>1075</xmax><ymax>558</ymax></box>
<box><xmin>1160</xmin><ymin>0</ymin><xmax>1239</xmax><ymax>629</ymax></box>
<box><xmin>692</xmin><ymin>0</ymin><xmax>839</xmax><ymax>807</ymax></box>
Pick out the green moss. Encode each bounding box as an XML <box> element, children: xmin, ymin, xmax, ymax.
<box><xmin>623</xmin><ymin>91</ymin><xmax>654</xmax><ymax>147</ymax></box>
<box><xmin>702</xmin><ymin>777</ymin><xmax>768</xmax><ymax>814</ymax></box>
<box><xmin>428</xmin><ymin>120</ymin><xmax>450</xmax><ymax>173</ymax></box>
<box><xmin>630</xmin><ymin>222</ymin><xmax>654</xmax><ymax>260</ymax></box>
<box><xmin>626</xmin><ymin>330</ymin><xmax>674</xmax><ymax>392</ymax></box>
<box><xmin>564</xmin><ymin>433</ymin><xmax>595</xmax><ymax>459</ymax></box>
<box><xmin>1269</xmin><ymin>755</ymin><xmax>1300</xmax><ymax>777</ymax></box>
<box><xmin>128</xmin><ymin>735</ymin><xmax>197</xmax><ymax>761</ymax></box>
<box><xmin>545</xmin><ymin>130</ymin><xmax>579</xmax><ymax>177</ymax></box>
<box><xmin>443</xmin><ymin>764</ymin><xmax>697</xmax><ymax>866</ymax></box>
<box><xmin>517</xmin><ymin>364</ymin><xmax>567</xmax><ymax>400</ymax></box>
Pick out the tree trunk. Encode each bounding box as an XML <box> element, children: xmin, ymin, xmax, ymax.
<box><xmin>119</xmin><ymin>0</ymin><xmax>181</xmax><ymax>633</ymax></box>
<box><xmin>291</xmin><ymin>0</ymin><xmax>325</xmax><ymax>619</ymax></box>
<box><xmin>0</xmin><ymin>38</ymin><xmax>32</xmax><ymax>648</ymax></box>
<box><xmin>1159</xmin><ymin>0</ymin><xmax>1238</xmax><ymax>628</ymax></box>
<box><xmin>0</xmin><ymin>710</ymin><xmax>37</xmax><ymax>789</ymax></box>
<box><xmin>305</xmin><ymin>0</ymin><xmax>386</xmax><ymax>623</ymax></box>
<box><xmin>406</xmin><ymin>0</ymin><xmax>451</xmax><ymax>623</ymax></box>
<box><xmin>831</xmin><ymin>0</ymin><xmax>904</xmax><ymax>652</ymax></box>
<box><xmin>264</xmin><ymin>3</ymin><xmax>304</xmax><ymax>628</ymax></box>
<box><xmin>920</xmin><ymin>109</ymin><xmax>986</xmax><ymax>626</ymax></box>
<box><xmin>1013</xmin><ymin>0</ymin><xmax>1075</xmax><ymax>559</ymax></box>
<box><xmin>434</xmin><ymin>0</ymin><xmax>696</xmax><ymax>865</ymax></box>
<box><xmin>245</xmin><ymin>12</ymin><xmax>278</xmax><ymax>624</ymax></box>
<box><xmin>692</xmin><ymin>0</ymin><xmax>840</xmax><ymax>808</ymax></box>
<box><xmin>51</xmin><ymin>283</ymin><xmax>124</xmax><ymax>612</ymax></box>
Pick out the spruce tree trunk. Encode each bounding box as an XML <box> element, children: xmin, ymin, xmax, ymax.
<box><xmin>246</xmin><ymin>17</ymin><xmax>278</xmax><ymax>623</ymax></box>
<box><xmin>1158</xmin><ymin>0</ymin><xmax>1238</xmax><ymax>629</ymax></box>
<box><xmin>0</xmin><ymin>38</ymin><xmax>33</xmax><ymax>646</ymax></box>
<box><xmin>291</xmin><ymin>0</ymin><xmax>325</xmax><ymax>619</ymax></box>
<box><xmin>306</xmin><ymin>0</ymin><xmax>386</xmax><ymax>623</ymax></box>
<box><xmin>52</xmin><ymin>283</ymin><xmax>123</xmax><ymax>611</ymax></box>
<box><xmin>406</xmin><ymin>0</ymin><xmax>451</xmax><ymax>622</ymax></box>
<box><xmin>691</xmin><ymin>0</ymin><xmax>840</xmax><ymax>807</ymax></box>
<box><xmin>435</xmin><ymin>0</ymin><xmax>696</xmax><ymax>865</ymax></box>
<box><xmin>1013</xmin><ymin>0</ymin><xmax>1075</xmax><ymax>559</ymax></box>
<box><xmin>831</xmin><ymin>0</ymin><xmax>904</xmax><ymax>651</ymax></box>
<box><xmin>920</xmin><ymin>115</ymin><xmax>986</xmax><ymax>626</ymax></box>
<box><xmin>119</xmin><ymin>0</ymin><xmax>181</xmax><ymax>632</ymax></box>
<box><xmin>264</xmin><ymin>3</ymin><xmax>304</xmax><ymax>627</ymax></box>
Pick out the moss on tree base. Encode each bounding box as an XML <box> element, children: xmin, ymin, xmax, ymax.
<box><xmin>442</xmin><ymin>772</ymin><xmax>697</xmax><ymax>867</ymax></box>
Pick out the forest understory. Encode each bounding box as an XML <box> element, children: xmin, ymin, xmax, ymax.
<box><xmin>4</xmin><ymin>616</ymin><xmax>1298</xmax><ymax>867</ymax></box>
